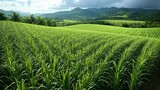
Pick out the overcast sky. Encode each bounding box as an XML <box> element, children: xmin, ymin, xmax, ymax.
<box><xmin>0</xmin><ymin>0</ymin><xmax>160</xmax><ymax>13</ymax></box>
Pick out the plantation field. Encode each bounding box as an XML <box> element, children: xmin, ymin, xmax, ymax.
<box><xmin>102</xmin><ymin>20</ymin><xmax>146</xmax><ymax>27</ymax></box>
<box><xmin>106</xmin><ymin>20</ymin><xmax>145</xmax><ymax>23</ymax></box>
<box><xmin>103</xmin><ymin>20</ymin><xmax>145</xmax><ymax>24</ymax></box>
<box><xmin>63</xmin><ymin>20</ymin><xmax>77</xmax><ymax>23</ymax></box>
<box><xmin>65</xmin><ymin>24</ymin><xmax>160</xmax><ymax>39</ymax></box>
<box><xmin>0</xmin><ymin>21</ymin><xmax>160</xmax><ymax>90</ymax></box>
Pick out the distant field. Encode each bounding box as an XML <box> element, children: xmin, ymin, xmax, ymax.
<box><xmin>103</xmin><ymin>20</ymin><xmax>145</xmax><ymax>24</ymax></box>
<box><xmin>57</xmin><ymin>20</ymin><xmax>78</xmax><ymax>26</ymax></box>
<box><xmin>0</xmin><ymin>21</ymin><xmax>160</xmax><ymax>90</ymax></box>
<box><xmin>63</xmin><ymin>20</ymin><xmax>77</xmax><ymax>23</ymax></box>
<box><xmin>65</xmin><ymin>24</ymin><xmax>160</xmax><ymax>39</ymax></box>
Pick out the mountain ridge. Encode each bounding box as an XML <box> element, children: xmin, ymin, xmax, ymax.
<box><xmin>41</xmin><ymin>7</ymin><xmax>160</xmax><ymax>20</ymax></box>
<box><xmin>0</xmin><ymin>9</ymin><xmax>30</xmax><ymax>16</ymax></box>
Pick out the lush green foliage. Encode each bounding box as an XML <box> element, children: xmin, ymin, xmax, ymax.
<box><xmin>0</xmin><ymin>21</ymin><xmax>160</xmax><ymax>90</ymax></box>
<box><xmin>1</xmin><ymin>12</ymin><xmax>160</xmax><ymax>28</ymax></box>
<box><xmin>80</xmin><ymin>19</ymin><xmax>160</xmax><ymax>28</ymax></box>
<box><xmin>66</xmin><ymin>24</ymin><xmax>160</xmax><ymax>38</ymax></box>
<box><xmin>42</xmin><ymin>7</ymin><xmax>160</xmax><ymax>21</ymax></box>
<box><xmin>10</xmin><ymin>12</ymin><xmax>21</xmax><ymax>22</ymax></box>
<box><xmin>0</xmin><ymin>12</ymin><xmax>7</xmax><ymax>20</ymax></box>
<box><xmin>1</xmin><ymin>12</ymin><xmax>79</xmax><ymax>27</ymax></box>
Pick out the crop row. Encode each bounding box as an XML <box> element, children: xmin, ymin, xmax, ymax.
<box><xmin>0</xmin><ymin>21</ymin><xmax>160</xmax><ymax>90</ymax></box>
<box><xmin>65</xmin><ymin>24</ymin><xmax>160</xmax><ymax>39</ymax></box>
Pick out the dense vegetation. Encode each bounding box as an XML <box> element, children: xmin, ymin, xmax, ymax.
<box><xmin>1</xmin><ymin>11</ymin><xmax>160</xmax><ymax>28</ymax></box>
<box><xmin>42</xmin><ymin>7</ymin><xmax>160</xmax><ymax>27</ymax></box>
<box><xmin>1</xmin><ymin>7</ymin><xmax>160</xmax><ymax>28</ymax></box>
<box><xmin>1</xmin><ymin>7</ymin><xmax>160</xmax><ymax>21</ymax></box>
<box><xmin>0</xmin><ymin>21</ymin><xmax>160</xmax><ymax>90</ymax></box>
<box><xmin>80</xmin><ymin>19</ymin><xmax>160</xmax><ymax>28</ymax></box>
<box><xmin>42</xmin><ymin>7</ymin><xmax>160</xmax><ymax>21</ymax></box>
<box><xmin>0</xmin><ymin>12</ymin><xmax>79</xmax><ymax>27</ymax></box>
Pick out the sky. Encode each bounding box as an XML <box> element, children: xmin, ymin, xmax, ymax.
<box><xmin>0</xmin><ymin>0</ymin><xmax>160</xmax><ymax>13</ymax></box>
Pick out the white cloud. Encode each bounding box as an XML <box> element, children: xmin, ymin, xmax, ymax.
<box><xmin>74</xmin><ymin>0</ymin><xmax>79</xmax><ymax>3</ymax></box>
<box><xmin>0</xmin><ymin>0</ymin><xmax>66</xmax><ymax>13</ymax></box>
<box><xmin>112</xmin><ymin>0</ymin><xmax>160</xmax><ymax>9</ymax></box>
<box><xmin>30</xmin><ymin>0</ymin><xmax>63</xmax><ymax>9</ymax></box>
<box><xmin>0</xmin><ymin>1</ymin><xmax>22</xmax><ymax>10</ymax></box>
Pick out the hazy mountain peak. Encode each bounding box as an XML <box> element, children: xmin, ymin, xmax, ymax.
<box><xmin>72</xmin><ymin>7</ymin><xmax>83</xmax><ymax>11</ymax></box>
<box><xmin>41</xmin><ymin>7</ymin><xmax>160</xmax><ymax>20</ymax></box>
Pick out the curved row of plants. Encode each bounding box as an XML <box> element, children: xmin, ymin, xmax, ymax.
<box><xmin>0</xmin><ymin>21</ymin><xmax>160</xmax><ymax>90</ymax></box>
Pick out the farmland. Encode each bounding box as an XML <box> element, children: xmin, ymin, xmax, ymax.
<box><xmin>0</xmin><ymin>21</ymin><xmax>160</xmax><ymax>90</ymax></box>
<box><xmin>101</xmin><ymin>20</ymin><xmax>146</xmax><ymax>28</ymax></box>
<box><xmin>103</xmin><ymin>20</ymin><xmax>145</xmax><ymax>24</ymax></box>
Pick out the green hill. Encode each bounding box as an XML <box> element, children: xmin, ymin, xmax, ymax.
<box><xmin>0</xmin><ymin>9</ymin><xmax>13</xmax><ymax>15</ymax></box>
<box><xmin>42</xmin><ymin>7</ymin><xmax>99</xmax><ymax>19</ymax></box>
<box><xmin>0</xmin><ymin>9</ymin><xmax>30</xmax><ymax>16</ymax></box>
<box><xmin>0</xmin><ymin>21</ymin><xmax>160</xmax><ymax>90</ymax></box>
<box><xmin>42</xmin><ymin>7</ymin><xmax>160</xmax><ymax>20</ymax></box>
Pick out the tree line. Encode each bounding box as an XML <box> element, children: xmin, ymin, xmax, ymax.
<box><xmin>80</xmin><ymin>19</ymin><xmax>160</xmax><ymax>28</ymax></box>
<box><xmin>0</xmin><ymin>12</ymin><xmax>159</xmax><ymax>28</ymax></box>
<box><xmin>0</xmin><ymin>12</ymin><xmax>79</xmax><ymax>27</ymax></box>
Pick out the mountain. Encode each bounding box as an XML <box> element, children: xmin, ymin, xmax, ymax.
<box><xmin>97</xmin><ymin>8</ymin><xmax>160</xmax><ymax>20</ymax></box>
<box><xmin>42</xmin><ymin>7</ymin><xmax>160</xmax><ymax>20</ymax></box>
<box><xmin>0</xmin><ymin>9</ymin><xmax>13</xmax><ymax>15</ymax></box>
<box><xmin>42</xmin><ymin>8</ymin><xmax>99</xmax><ymax>19</ymax></box>
<box><xmin>0</xmin><ymin>9</ymin><xmax>30</xmax><ymax>16</ymax></box>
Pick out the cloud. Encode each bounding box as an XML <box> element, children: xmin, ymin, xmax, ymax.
<box><xmin>63</xmin><ymin>0</ymin><xmax>160</xmax><ymax>9</ymax></box>
<box><xmin>113</xmin><ymin>0</ymin><xmax>160</xmax><ymax>9</ymax></box>
<box><xmin>0</xmin><ymin>0</ymin><xmax>159</xmax><ymax>13</ymax></box>
<box><xmin>63</xmin><ymin>0</ymin><xmax>121</xmax><ymax>8</ymax></box>
<box><xmin>0</xmin><ymin>1</ymin><xmax>22</xmax><ymax>10</ymax></box>
<box><xmin>0</xmin><ymin>0</ymin><xmax>66</xmax><ymax>13</ymax></box>
<box><xmin>27</xmin><ymin>0</ymin><xmax>31</xmax><ymax>6</ymax></box>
